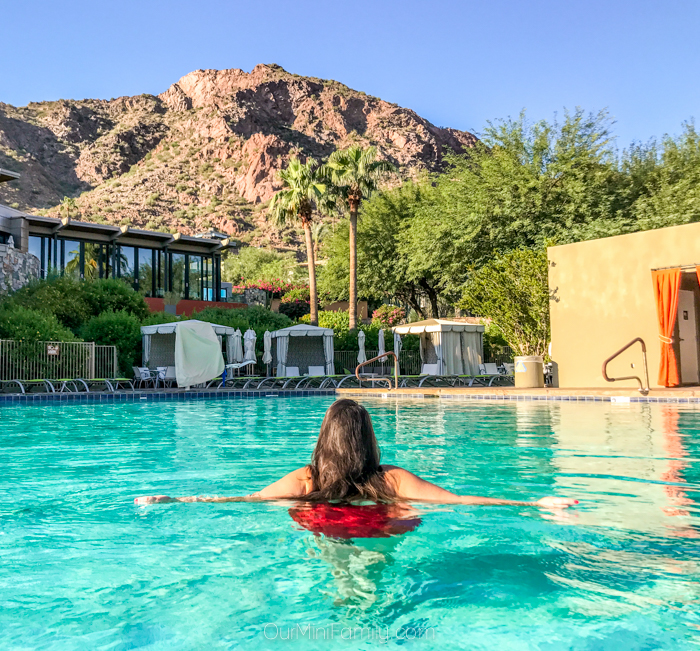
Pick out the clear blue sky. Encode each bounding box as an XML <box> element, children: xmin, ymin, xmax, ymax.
<box><xmin>4</xmin><ymin>0</ymin><xmax>699</xmax><ymax>149</ymax></box>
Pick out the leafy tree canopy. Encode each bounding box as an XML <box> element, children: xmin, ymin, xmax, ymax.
<box><xmin>459</xmin><ymin>248</ymin><xmax>550</xmax><ymax>357</ymax></box>
<box><xmin>222</xmin><ymin>246</ymin><xmax>305</xmax><ymax>286</ymax></box>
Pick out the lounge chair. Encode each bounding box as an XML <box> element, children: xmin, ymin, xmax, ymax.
<box><xmin>133</xmin><ymin>367</ymin><xmax>156</xmax><ymax>389</ymax></box>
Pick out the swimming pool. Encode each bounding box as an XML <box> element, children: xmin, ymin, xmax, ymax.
<box><xmin>1</xmin><ymin>397</ymin><xmax>698</xmax><ymax>649</ymax></box>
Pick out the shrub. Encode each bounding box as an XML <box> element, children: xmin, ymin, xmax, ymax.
<box><xmin>5</xmin><ymin>276</ymin><xmax>92</xmax><ymax>332</ymax></box>
<box><xmin>281</xmin><ymin>286</ymin><xmax>310</xmax><ymax>303</ymax></box>
<box><xmin>80</xmin><ymin>311</ymin><xmax>142</xmax><ymax>376</ymax></box>
<box><xmin>372</xmin><ymin>305</ymin><xmax>405</xmax><ymax>327</ymax></box>
<box><xmin>278</xmin><ymin>300</ymin><xmax>310</xmax><ymax>320</ymax></box>
<box><xmin>81</xmin><ymin>279</ymin><xmax>150</xmax><ymax>321</ymax></box>
<box><xmin>0</xmin><ymin>305</ymin><xmax>78</xmax><ymax>343</ymax></box>
<box><xmin>5</xmin><ymin>277</ymin><xmax>149</xmax><ymax>334</ymax></box>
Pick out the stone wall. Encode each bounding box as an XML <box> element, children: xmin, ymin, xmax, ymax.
<box><xmin>0</xmin><ymin>244</ymin><xmax>40</xmax><ymax>294</ymax></box>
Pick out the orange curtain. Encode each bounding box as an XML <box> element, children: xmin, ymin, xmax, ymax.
<box><xmin>652</xmin><ymin>269</ymin><xmax>682</xmax><ymax>387</ymax></box>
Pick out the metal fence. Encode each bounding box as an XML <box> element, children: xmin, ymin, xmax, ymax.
<box><xmin>484</xmin><ymin>346</ymin><xmax>515</xmax><ymax>365</ymax></box>
<box><xmin>334</xmin><ymin>350</ymin><xmax>422</xmax><ymax>376</ymax></box>
<box><xmin>0</xmin><ymin>340</ymin><xmax>118</xmax><ymax>381</ymax></box>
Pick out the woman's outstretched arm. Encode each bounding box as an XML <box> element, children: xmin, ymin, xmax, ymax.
<box><xmin>384</xmin><ymin>466</ymin><xmax>577</xmax><ymax>508</ymax></box>
<box><xmin>134</xmin><ymin>467</ymin><xmax>311</xmax><ymax>505</ymax></box>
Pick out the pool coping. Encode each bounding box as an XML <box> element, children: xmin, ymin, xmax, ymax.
<box><xmin>3</xmin><ymin>386</ymin><xmax>700</xmax><ymax>405</ymax></box>
<box><xmin>336</xmin><ymin>387</ymin><xmax>700</xmax><ymax>404</ymax></box>
<box><xmin>0</xmin><ymin>389</ymin><xmax>337</xmax><ymax>404</ymax></box>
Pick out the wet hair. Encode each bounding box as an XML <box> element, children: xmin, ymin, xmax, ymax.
<box><xmin>305</xmin><ymin>399</ymin><xmax>396</xmax><ymax>503</ymax></box>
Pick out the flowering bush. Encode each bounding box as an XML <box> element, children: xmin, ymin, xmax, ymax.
<box><xmin>230</xmin><ymin>279</ymin><xmax>309</xmax><ymax>299</ymax></box>
<box><xmin>372</xmin><ymin>305</ymin><xmax>405</xmax><ymax>327</ymax></box>
<box><xmin>280</xmin><ymin>287</ymin><xmax>311</xmax><ymax>303</ymax></box>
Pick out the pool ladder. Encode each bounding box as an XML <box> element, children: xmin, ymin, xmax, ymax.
<box><xmin>602</xmin><ymin>337</ymin><xmax>650</xmax><ymax>395</ymax></box>
<box><xmin>355</xmin><ymin>352</ymin><xmax>399</xmax><ymax>390</ymax></box>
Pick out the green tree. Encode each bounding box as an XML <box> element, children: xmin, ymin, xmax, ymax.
<box><xmin>79</xmin><ymin>311</ymin><xmax>142</xmax><ymax>375</ymax></box>
<box><xmin>221</xmin><ymin>246</ymin><xmax>304</xmax><ymax>286</ymax></box>
<box><xmin>323</xmin><ymin>146</ymin><xmax>395</xmax><ymax>330</ymax></box>
<box><xmin>270</xmin><ymin>157</ymin><xmax>328</xmax><ymax>326</ymax></box>
<box><xmin>459</xmin><ymin>248</ymin><xmax>550</xmax><ymax>357</ymax></box>
<box><xmin>320</xmin><ymin>180</ymin><xmax>446</xmax><ymax>318</ymax></box>
<box><xmin>630</xmin><ymin>122</ymin><xmax>700</xmax><ymax>229</ymax></box>
<box><xmin>407</xmin><ymin>109</ymin><xmax>635</xmax><ymax>299</ymax></box>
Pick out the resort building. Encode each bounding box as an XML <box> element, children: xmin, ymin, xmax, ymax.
<box><xmin>548</xmin><ymin>222</ymin><xmax>700</xmax><ymax>389</ymax></box>
<box><xmin>0</xmin><ymin>170</ymin><xmax>238</xmax><ymax>309</ymax></box>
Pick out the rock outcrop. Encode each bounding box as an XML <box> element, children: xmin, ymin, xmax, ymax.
<box><xmin>0</xmin><ymin>64</ymin><xmax>477</xmax><ymax>249</ymax></box>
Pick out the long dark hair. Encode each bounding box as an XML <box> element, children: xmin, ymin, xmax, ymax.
<box><xmin>305</xmin><ymin>399</ymin><xmax>396</xmax><ymax>502</ymax></box>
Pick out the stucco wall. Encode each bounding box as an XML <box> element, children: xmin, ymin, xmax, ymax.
<box><xmin>548</xmin><ymin>222</ymin><xmax>700</xmax><ymax>388</ymax></box>
<box><xmin>0</xmin><ymin>243</ymin><xmax>39</xmax><ymax>294</ymax></box>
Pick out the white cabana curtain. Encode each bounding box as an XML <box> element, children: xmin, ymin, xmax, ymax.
<box><xmin>357</xmin><ymin>331</ymin><xmax>367</xmax><ymax>364</ymax></box>
<box><xmin>276</xmin><ymin>336</ymin><xmax>289</xmax><ymax>377</ymax></box>
<box><xmin>323</xmin><ymin>333</ymin><xmax>335</xmax><ymax>375</ymax></box>
<box><xmin>243</xmin><ymin>329</ymin><xmax>257</xmax><ymax>362</ymax></box>
<box><xmin>461</xmin><ymin>330</ymin><xmax>482</xmax><ymax>375</ymax></box>
<box><xmin>377</xmin><ymin>329</ymin><xmax>386</xmax><ymax>362</ymax></box>
<box><xmin>143</xmin><ymin>335</ymin><xmax>151</xmax><ymax>367</ymax></box>
<box><xmin>262</xmin><ymin>331</ymin><xmax>272</xmax><ymax>365</ymax></box>
<box><xmin>174</xmin><ymin>321</ymin><xmax>224</xmax><ymax>388</ymax></box>
<box><xmin>431</xmin><ymin>332</ymin><xmax>444</xmax><ymax>375</ymax></box>
<box><xmin>442</xmin><ymin>331</ymin><xmax>464</xmax><ymax>376</ymax></box>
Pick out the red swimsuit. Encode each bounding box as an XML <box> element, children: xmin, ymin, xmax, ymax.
<box><xmin>288</xmin><ymin>502</ymin><xmax>422</xmax><ymax>539</ymax></box>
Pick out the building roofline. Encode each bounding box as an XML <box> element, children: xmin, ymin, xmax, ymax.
<box><xmin>0</xmin><ymin>169</ymin><xmax>20</xmax><ymax>184</ymax></box>
<box><xmin>21</xmin><ymin>213</ymin><xmax>236</xmax><ymax>254</ymax></box>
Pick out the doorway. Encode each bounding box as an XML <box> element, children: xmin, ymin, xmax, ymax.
<box><xmin>677</xmin><ymin>278</ymin><xmax>700</xmax><ymax>385</ymax></box>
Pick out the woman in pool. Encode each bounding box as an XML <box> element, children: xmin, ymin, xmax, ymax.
<box><xmin>135</xmin><ymin>399</ymin><xmax>576</xmax><ymax>510</ymax></box>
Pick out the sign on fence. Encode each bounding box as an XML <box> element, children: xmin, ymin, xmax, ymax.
<box><xmin>47</xmin><ymin>345</ymin><xmax>60</xmax><ymax>356</ymax></box>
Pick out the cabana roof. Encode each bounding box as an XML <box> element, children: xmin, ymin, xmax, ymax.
<box><xmin>393</xmin><ymin>319</ymin><xmax>485</xmax><ymax>334</ymax></box>
<box><xmin>141</xmin><ymin>319</ymin><xmax>237</xmax><ymax>336</ymax></box>
<box><xmin>270</xmin><ymin>324</ymin><xmax>334</xmax><ymax>338</ymax></box>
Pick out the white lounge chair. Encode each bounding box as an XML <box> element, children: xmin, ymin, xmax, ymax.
<box><xmin>307</xmin><ymin>366</ymin><xmax>325</xmax><ymax>376</ymax></box>
<box><xmin>421</xmin><ymin>363</ymin><xmax>440</xmax><ymax>375</ymax></box>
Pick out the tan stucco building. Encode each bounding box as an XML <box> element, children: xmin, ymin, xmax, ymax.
<box><xmin>548</xmin><ymin>222</ymin><xmax>700</xmax><ymax>389</ymax></box>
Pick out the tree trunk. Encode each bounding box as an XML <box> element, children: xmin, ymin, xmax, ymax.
<box><xmin>419</xmin><ymin>279</ymin><xmax>440</xmax><ymax>318</ymax></box>
<box><xmin>303</xmin><ymin>219</ymin><xmax>319</xmax><ymax>326</ymax></box>
<box><xmin>348</xmin><ymin>206</ymin><xmax>358</xmax><ymax>331</ymax></box>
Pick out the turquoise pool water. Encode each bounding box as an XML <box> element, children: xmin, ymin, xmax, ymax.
<box><xmin>1</xmin><ymin>397</ymin><xmax>699</xmax><ymax>650</ymax></box>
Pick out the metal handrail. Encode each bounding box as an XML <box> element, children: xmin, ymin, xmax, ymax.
<box><xmin>602</xmin><ymin>337</ymin><xmax>650</xmax><ymax>395</ymax></box>
<box><xmin>355</xmin><ymin>352</ymin><xmax>399</xmax><ymax>390</ymax></box>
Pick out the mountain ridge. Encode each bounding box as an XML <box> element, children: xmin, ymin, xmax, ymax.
<box><xmin>0</xmin><ymin>64</ymin><xmax>477</xmax><ymax>250</ymax></box>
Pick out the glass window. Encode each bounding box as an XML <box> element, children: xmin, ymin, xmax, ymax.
<box><xmin>156</xmin><ymin>250</ymin><xmax>165</xmax><ymax>297</ymax></box>
<box><xmin>62</xmin><ymin>240</ymin><xmax>82</xmax><ymax>279</ymax></box>
<box><xmin>119</xmin><ymin>246</ymin><xmax>136</xmax><ymax>287</ymax></box>
<box><xmin>203</xmin><ymin>257</ymin><xmax>213</xmax><ymax>301</ymax></box>
<box><xmin>189</xmin><ymin>255</ymin><xmax>202</xmax><ymax>300</ymax></box>
<box><xmin>139</xmin><ymin>248</ymin><xmax>154</xmax><ymax>297</ymax></box>
<box><xmin>83</xmin><ymin>243</ymin><xmax>101</xmax><ymax>280</ymax></box>
<box><xmin>171</xmin><ymin>253</ymin><xmax>186</xmax><ymax>299</ymax></box>
<box><xmin>28</xmin><ymin>236</ymin><xmax>44</xmax><ymax>277</ymax></box>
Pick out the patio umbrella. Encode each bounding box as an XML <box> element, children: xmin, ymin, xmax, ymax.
<box><xmin>262</xmin><ymin>330</ymin><xmax>272</xmax><ymax>365</ymax></box>
<box><xmin>394</xmin><ymin>332</ymin><xmax>402</xmax><ymax>375</ymax></box>
<box><xmin>231</xmin><ymin>329</ymin><xmax>243</xmax><ymax>363</ymax></box>
<box><xmin>357</xmin><ymin>330</ymin><xmax>367</xmax><ymax>365</ymax></box>
<box><xmin>243</xmin><ymin>329</ymin><xmax>257</xmax><ymax>362</ymax></box>
<box><xmin>377</xmin><ymin>329</ymin><xmax>386</xmax><ymax>362</ymax></box>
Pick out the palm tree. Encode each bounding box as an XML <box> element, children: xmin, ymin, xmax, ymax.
<box><xmin>269</xmin><ymin>157</ymin><xmax>327</xmax><ymax>326</ymax></box>
<box><xmin>323</xmin><ymin>146</ymin><xmax>395</xmax><ymax>330</ymax></box>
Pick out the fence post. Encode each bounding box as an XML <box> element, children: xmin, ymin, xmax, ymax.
<box><xmin>89</xmin><ymin>342</ymin><xmax>95</xmax><ymax>380</ymax></box>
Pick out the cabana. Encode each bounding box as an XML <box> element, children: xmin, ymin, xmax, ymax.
<box><xmin>270</xmin><ymin>324</ymin><xmax>335</xmax><ymax>377</ymax></box>
<box><xmin>140</xmin><ymin>319</ymin><xmax>235</xmax><ymax>387</ymax></box>
<box><xmin>393</xmin><ymin>319</ymin><xmax>485</xmax><ymax>376</ymax></box>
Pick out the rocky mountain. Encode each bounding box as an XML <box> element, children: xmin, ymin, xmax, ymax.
<box><xmin>0</xmin><ymin>64</ymin><xmax>477</xmax><ymax>249</ymax></box>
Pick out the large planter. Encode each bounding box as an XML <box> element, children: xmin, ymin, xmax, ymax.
<box><xmin>514</xmin><ymin>355</ymin><xmax>544</xmax><ymax>388</ymax></box>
